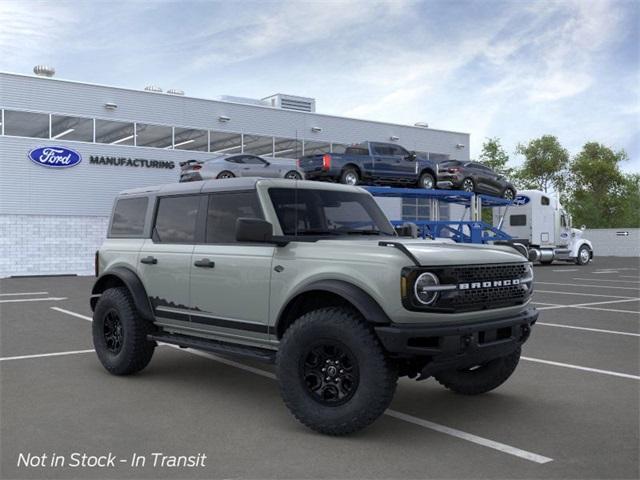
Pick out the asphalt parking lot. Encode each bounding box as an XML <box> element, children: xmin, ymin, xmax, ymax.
<box><xmin>1</xmin><ymin>256</ymin><xmax>638</xmax><ymax>479</ymax></box>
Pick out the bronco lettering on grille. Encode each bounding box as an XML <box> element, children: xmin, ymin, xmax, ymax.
<box><xmin>458</xmin><ymin>279</ymin><xmax>521</xmax><ymax>290</ymax></box>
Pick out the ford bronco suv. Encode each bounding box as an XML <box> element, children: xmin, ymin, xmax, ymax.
<box><xmin>91</xmin><ymin>178</ymin><xmax>537</xmax><ymax>435</ymax></box>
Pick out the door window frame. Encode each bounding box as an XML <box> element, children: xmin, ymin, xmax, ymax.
<box><xmin>151</xmin><ymin>194</ymin><xmax>206</xmax><ymax>245</ymax></box>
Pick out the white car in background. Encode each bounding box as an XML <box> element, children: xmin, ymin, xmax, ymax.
<box><xmin>180</xmin><ymin>154</ymin><xmax>304</xmax><ymax>182</ymax></box>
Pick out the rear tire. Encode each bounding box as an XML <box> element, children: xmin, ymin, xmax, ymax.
<box><xmin>462</xmin><ymin>178</ymin><xmax>475</xmax><ymax>192</ymax></box>
<box><xmin>92</xmin><ymin>287</ymin><xmax>155</xmax><ymax>376</ymax></box>
<box><xmin>216</xmin><ymin>171</ymin><xmax>235</xmax><ymax>179</ymax></box>
<box><xmin>503</xmin><ymin>188</ymin><xmax>516</xmax><ymax>200</ymax></box>
<box><xmin>276</xmin><ymin>307</ymin><xmax>397</xmax><ymax>435</ymax></box>
<box><xmin>340</xmin><ymin>168</ymin><xmax>359</xmax><ymax>186</ymax></box>
<box><xmin>285</xmin><ymin>170</ymin><xmax>302</xmax><ymax>180</ymax></box>
<box><xmin>418</xmin><ymin>172</ymin><xmax>435</xmax><ymax>189</ymax></box>
<box><xmin>434</xmin><ymin>348</ymin><xmax>521</xmax><ymax>395</ymax></box>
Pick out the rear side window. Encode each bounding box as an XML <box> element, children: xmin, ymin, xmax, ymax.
<box><xmin>206</xmin><ymin>192</ymin><xmax>263</xmax><ymax>243</ymax></box>
<box><xmin>154</xmin><ymin>195</ymin><xmax>200</xmax><ymax>244</ymax></box>
<box><xmin>345</xmin><ymin>147</ymin><xmax>369</xmax><ymax>156</ymax></box>
<box><xmin>510</xmin><ymin>215</ymin><xmax>527</xmax><ymax>226</ymax></box>
<box><xmin>110</xmin><ymin>197</ymin><xmax>148</xmax><ymax>237</ymax></box>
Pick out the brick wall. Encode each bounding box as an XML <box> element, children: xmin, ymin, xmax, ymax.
<box><xmin>0</xmin><ymin>215</ymin><xmax>109</xmax><ymax>277</ymax></box>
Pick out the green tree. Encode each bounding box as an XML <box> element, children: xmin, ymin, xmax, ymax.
<box><xmin>479</xmin><ymin>137</ymin><xmax>513</xmax><ymax>176</ymax></box>
<box><xmin>515</xmin><ymin>135</ymin><xmax>569</xmax><ymax>193</ymax></box>
<box><xmin>565</xmin><ymin>142</ymin><xmax>638</xmax><ymax>228</ymax></box>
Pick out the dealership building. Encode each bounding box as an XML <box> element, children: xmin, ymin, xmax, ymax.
<box><xmin>0</xmin><ymin>69</ymin><xmax>470</xmax><ymax>277</ymax></box>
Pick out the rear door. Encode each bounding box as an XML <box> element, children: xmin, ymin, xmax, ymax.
<box><xmin>138</xmin><ymin>194</ymin><xmax>200</xmax><ymax>326</ymax></box>
<box><xmin>189</xmin><ymin>190</ymin><xmax>274</xmax><ymax>347</ymax></box>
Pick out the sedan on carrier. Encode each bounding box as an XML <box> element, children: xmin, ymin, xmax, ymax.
<box><xmin>180</xmin><ymin>154</ymin><xmax>304</xmax><ymax>182</ymax></box>
<box><xmin>436</xmin><ymin>160</ymin><xmax>517</xmax><ymax>200</ymax></box>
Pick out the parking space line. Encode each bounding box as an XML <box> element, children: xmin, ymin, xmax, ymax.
<box><xmin>535</xmin><ymin>298</ymin><xmax>640</xmax><ymax>311</ymax></box>
<box><xmin>573</xmin><ymin>306</ymin><xmax>640</xmax><ymax>315</ymax></box>
<box><xmin>620</xmin><ymin>275</ymin><xmax>640</xmax><ymax>279</ymax></box>
<box><xmin>175</xmin><ymin>345</ymin><xmax>553</xmax><ymax>465</ymax></box>
<box><xmin>536</xmin><ymin>282</ymin><xmax>640</xmax><ymax>291</ymax></box>
<box><xmin>535</xmin><ymin>290</ymin><xmax>637</xmax><ymax>299</ymax></box>
<box><xmin>0</xmin><ymin>297</ymin><xmax>67</xmax><ymax>304</ymax></box>
<box><xmin>0</xmin><ymin>349</ymin><xmax>94</xmax><ymax>362</ymax></box>
<box><xmin>0</xmin><ymin>291</ymin><xmax>49</xmax><ymax>296</ymax></box>
<box><xmin>51</xmin><ymin>307</ymin><xmax>92</xmax><ymax>321</ymax></box>
<box><xmin>537</xmin><ymin>322</ymin><xmax>640</xmax><ymax>337</ymax></box>
<box><xmin>522</xmin><ymin>357</ymin><xmax>640</xmax><ymax>380</ymax></box>
<box><xmin>551</xmin><ymin>269</ymin><xmax>579</xmax><ymax>272</ymax></box>
<box><xmin>572</xmin><ymin>278</ymin><xmax>640</xmax><ymax>284</ymax></box>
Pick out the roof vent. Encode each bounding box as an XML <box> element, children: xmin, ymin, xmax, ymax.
<box><xmin>167</xmin><ymin>89</ymin><xmax>184</xmax><ymax>96</ymax></box>
<box><xmin>33</xmin><ymin>65</ymin><xmax>55</xmax><ymax>77</ymax></box>
<box><xmin>144</xmin><ymin>85</ymin><xmax>163</xmax><ymax>93</ymax></box>
<box><xmin>262</xmin><ymin>94</ymin><xmax>316</xmax><ymax>113</ymax></box>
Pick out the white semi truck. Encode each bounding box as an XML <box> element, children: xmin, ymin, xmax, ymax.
<box><xmin>493</xmin><ymin>190</ymin><xmax>594</xmax><ymax>265</ymax></box>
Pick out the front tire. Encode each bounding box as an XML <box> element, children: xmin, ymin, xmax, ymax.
<box><xmin>434</xmin><ymin>348</ymin><xmax>521</xmax><ymax>395</ymax></box>
<box><xmin>285</xmin><ymin>170</ymin><xmax>302</xmax><ymax>180</ymax></box>
<box><xmin>92</xmin><ymin>287</ymin><xmax>155</xmax><ymax>375</ymax></box>
<box><xmin>576</xmin><ymin>245</ymin><xmax>591</xmax><ymax>265</ymax></box>
<box><xmin>276</xmin><ymin>307</ymin><xmax>397</xmax><ymax>435</ymax></box>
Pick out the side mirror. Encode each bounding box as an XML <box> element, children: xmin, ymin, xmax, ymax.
<box><xmin>408</xmin><ymin>151</ymin><xmax>417</xmax><ymax>161</ymax></box>
<box><xmin>236</xmin><ymin>218</ymin><xmax>274</xmax><ymax>243</ymax></box>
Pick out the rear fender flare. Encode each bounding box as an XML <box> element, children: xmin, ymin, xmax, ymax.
<box><xmin>91</xmin><ymin>266</ymin><xmax>154</xmax><ymax>321</ymax></box>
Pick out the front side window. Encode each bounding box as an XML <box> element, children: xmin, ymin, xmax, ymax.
<box><xmin>206</xmin><ymin>192</ymin><xmax>263</xmax><ymax>243</ymax></box>
<box><xmin>154</xmin><ymin>195</ymin><xmax>200</xmax><ymax>243</ymax></box>
<box><xmin>268</xmin><ymin>188</ymin><xmax>395</xmax><ymax>237</ymax></box>
<box><xmin>110</xmin><ymin>197</ymin><xmax>148</xmax><ymax>237</ymax></box>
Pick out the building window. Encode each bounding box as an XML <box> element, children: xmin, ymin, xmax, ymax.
<box><xmin>51</xmin><ymin>114</ymin><xmax>93</xmax><ymax>142</ymax></box>
<box><xmin>173</xmin><ymin>127</ymin><xmax>208</xmax><ymax>151</ymax></box>
<box><xmin>428</xmin><ymin>153</ymin><xmax>450</xmax><ymax>163</ymax></box>
<box><xmin>303</xmin><ymin>140</ymin><xmax>331</xmax><ymax>156</ymax></box>
<box><xmin>3</xmin><ymin>110</ymin><xmax>49</xmax><ymax>138</ymax></box>
<box><xmin>95</xmin><ymin>119</ymin><xmax>135</xmax><ymax>145</ymax></box>
<box><xmin>402</xmin><ymin>199</ymin><xmax>430</xmax><ymax>221</ymax></box>
<box><xmin>273</xmin><ymin>137</ymin><xmax>303</xmax><ymax>159</ymax></box>
<box><xmin>210</xmin><ymin>131</ymin><xmax>243</xmax><ymax>154</ymax></box>
<box><xmin>135</xmin><ymin>123</ymin><xmax>173</xmax><ymax>148</ymax></box>
<box><xmin>243</xmin><ymin>134</ymin><xmax>274</xmax><ymax>156</ymax></box>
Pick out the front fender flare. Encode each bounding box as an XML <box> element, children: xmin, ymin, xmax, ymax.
<box><xmin>91</xmin><ymin>266</ymin><xmax>154</xmax><ymax>321</ymax></box>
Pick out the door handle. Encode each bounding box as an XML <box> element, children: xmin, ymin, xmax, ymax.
<box><xmin>194</xmin><ymin>258</ymin><xmax>215</xmax><ymax>268</ymax></box>
<box><xmin>140</xmin><ymin>256</ymin><xmax>157</xmax><ymax>265</ymax></box>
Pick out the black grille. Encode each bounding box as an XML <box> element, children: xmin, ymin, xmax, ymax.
<box><xmin>404</xmin><ymin>263</ymin><xmax>532</xmax><ymax>313</ymax></box>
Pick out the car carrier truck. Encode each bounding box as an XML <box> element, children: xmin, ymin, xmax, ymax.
<box><xmin>493</xmin><ymin>190</ymin><xmax>594</xmax><ymax>265</ymax></box>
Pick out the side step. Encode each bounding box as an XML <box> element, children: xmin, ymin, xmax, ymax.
<box><xmin>148</xmin><ymin>332</ymin><xmax>276</xmax><ymax>364</ymax></box>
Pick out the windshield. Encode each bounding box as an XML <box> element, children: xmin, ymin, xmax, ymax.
<box><xmin>268</xmin><ymin>188</ymin><xmax>395</xmax><ymax>237</ymax></box>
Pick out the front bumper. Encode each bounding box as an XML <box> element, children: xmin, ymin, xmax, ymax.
<box><xmin>375</xmin><ymin>307</ymin><xmax>538</xmax><ymax>375</ymax></box>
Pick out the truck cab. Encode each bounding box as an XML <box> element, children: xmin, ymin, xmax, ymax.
<box><xmin>493</xmin><ymin>189</ymin><xmax>593</xmax><ymax>265</ymax></box>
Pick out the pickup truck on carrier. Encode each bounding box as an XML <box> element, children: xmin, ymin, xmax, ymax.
<box><xmin>298</xmin><ymin>141</ymin><xmax>439</xmax><ymax>189</ymax></box>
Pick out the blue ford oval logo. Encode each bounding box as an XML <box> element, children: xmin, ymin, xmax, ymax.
<box><xmin>28</xmin><ymin>146</ymin><xmax>82</xmax><ymax>168</ymax></box>
<box><xmin>513</xmin><ymin>195</ymin><xmax>530</xmax><ymax>206</ymax></box>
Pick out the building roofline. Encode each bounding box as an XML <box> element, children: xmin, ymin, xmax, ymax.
<box><xmin>0</xmin><ymin>71</ymin><xmax>470</xmax><ymax>137</ymax></box>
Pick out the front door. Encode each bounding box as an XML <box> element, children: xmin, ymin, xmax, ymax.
<box><xmin>189</xmin><ymin>190</ymin><xmax>274</xmax><ymax>347</ymax></box>
<box><xmin>139</xmin><ymin>194</ymin><xmax>201</xmax><ymax>326</ymax></box>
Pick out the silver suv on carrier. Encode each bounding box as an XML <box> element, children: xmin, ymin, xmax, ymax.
<box><xmin>91</xmin><ymin>178</ymin><xmax>538</xmax><ymax>435</ymax></box>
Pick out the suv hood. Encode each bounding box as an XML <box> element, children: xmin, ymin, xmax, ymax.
<box><xmin>316</xmin><ymin>238</ymin><xmax>526</xmax><ymax>266</ymax></box>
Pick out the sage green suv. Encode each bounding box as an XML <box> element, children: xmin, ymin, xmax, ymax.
<box><xmin>91</xmin><ymin>178</ymin><xmax>537</xmax><ymax>435</ymax></box>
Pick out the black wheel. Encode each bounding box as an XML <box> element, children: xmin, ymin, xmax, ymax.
<box><xmin>576</xmin><ymin>245</ymin><xmax>591</xmax><ymax>265</ymax></box>
<box><xmin>216</xmin><ymin>171</ymin><xmax>235</xmax><ymax>179</ymax></box>
<box><xmin>462</xmin><ymin>178</ymin><xmax>475</xmax><ymax>192</ymax></box>
<box><xmin>276</xmin><ymin>307</ymin><xmax>397</xmax><ymax>435</ymax></box>
<box><xmin>434</xmin><ymin>348</ymin><xmax>521</xmax><ymax>395</ymax></box>
<box><xmin>340</xmin><ymin>168</ymin><xmax>359</xmax><ymax>186</ymax></box>
<box><xmin>92</xmin><ymin>287</ymin><xmax>155</xmax><ymax>375</ymax></box>
<box><xmin>418</xmin><ymin>172</ymin><xmax>435</xmax><ymax>189</ymax></box>
<box><xmin>284</xmin><ymin>170</ymin><xmax>302</xmax><ymax>180</ymax></box>
<box><xmin>503</xmin><ymin>188</ymin><xmax>516</xmax><ymax>201</ymax></box>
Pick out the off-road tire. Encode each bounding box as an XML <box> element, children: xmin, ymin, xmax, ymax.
<box><xmin>92</xmin><ymin>287</ymin><xmax>155</xmax><ymax>376</ymax></box>
<box><xmin>340</xmin><ymin>168</ymin><xmax>359</xmax><ymax>186</ymax></box>
<box><xmin>576</xmin><ymin>245</ymin><xmax>591</xmax><ymax>265</ymax></box>
<box><xmin>434</xmin><ymin>348</ymin><xmax>521</xmax><ymax>395</ymax></box>
<box><xmin>276</xmin><ymin>307</ymin><xmax>398</xmax><ymax>435</ymax></box>
<box><xmin>418</xmin><ymin>172</ymin><xmax>435</xmax><ymax>189</ymax></box>
<box><xmin>216</xmin><ymin>171</ymin><xmax>235</xmax><ymax>179</ymax></box>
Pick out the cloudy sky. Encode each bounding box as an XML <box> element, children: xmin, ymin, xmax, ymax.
<box><xmin>1</xmin><ymin>0</ymin><xmax>638</xmax><ymax>171</ymax></box>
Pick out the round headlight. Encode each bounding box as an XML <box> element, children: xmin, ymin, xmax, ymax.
<box><xmin>414</xmin><ymin>272</ymin><xmax>440</xmax><ymax>305</ymax></box>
